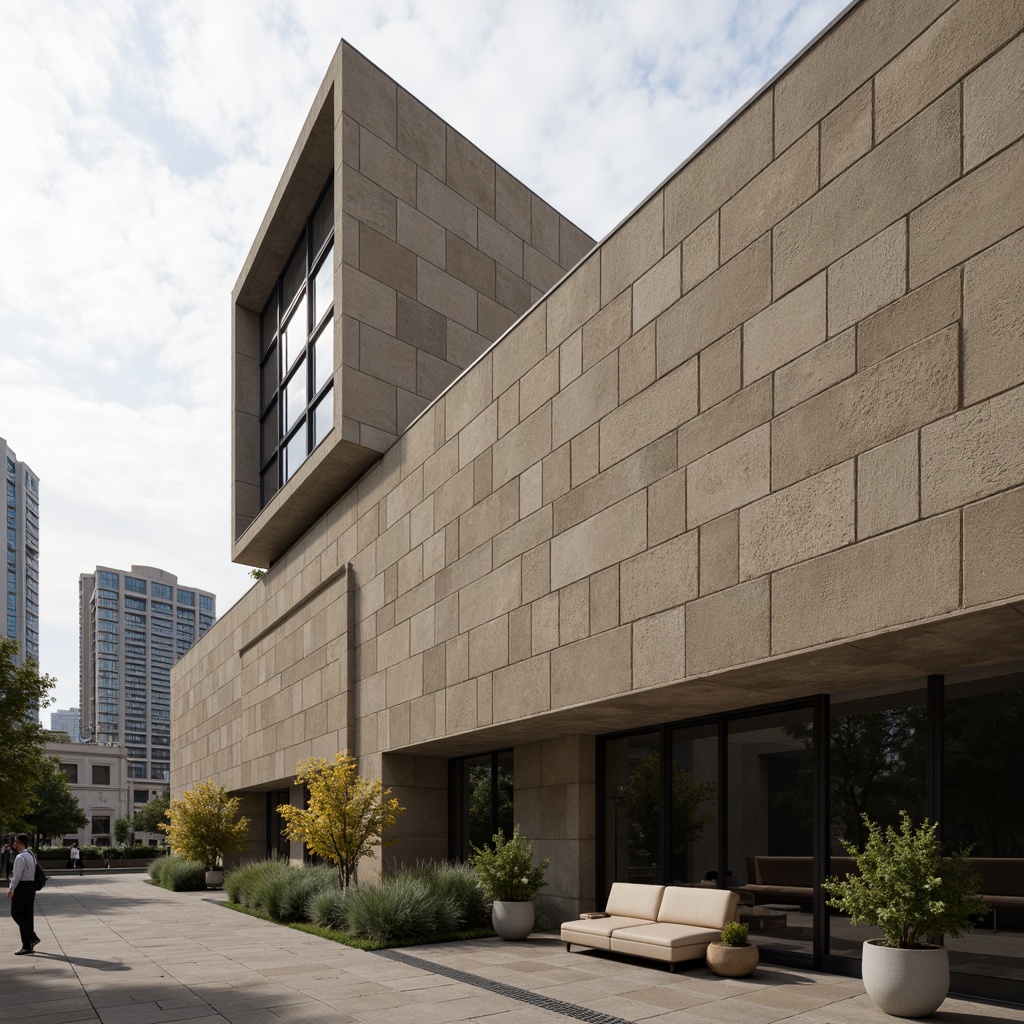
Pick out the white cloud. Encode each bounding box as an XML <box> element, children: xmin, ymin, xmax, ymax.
<box><xmin>0</xmin><ymin>0</ymin><xmax>848</xmax><ymax>713</ymax></box>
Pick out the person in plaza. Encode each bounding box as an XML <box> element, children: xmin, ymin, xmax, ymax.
<box><xmin>7</xmin><ymin>834</ymin><xmax>40</xmax><ymax>955</ymax></box>
<box><xmin>69</xmin><ymin>841</ymin><xmax>82</xmax><ymax>875</ymax></box>
<box><xmin>0</xmin><ymin>842</ymin><xmax>12</xmax><ymax>882</ymax></box>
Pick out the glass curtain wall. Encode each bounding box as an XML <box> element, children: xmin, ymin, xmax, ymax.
<box><xmin>603</xmin><ymin>731</ymin><xmax>662</xmax><ymax>887</ymax></box>
<box><xmin>450</xmin><ymin>750</ymin><xmax>513</xmax><ymax>860</ymax></box>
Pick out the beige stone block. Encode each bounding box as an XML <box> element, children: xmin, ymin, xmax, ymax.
<box><xmin>343</xmin><ymin>264</ymin><xmax>397</xmax><ymax>336</ymax></box>
<box><xmin>857</xmin><ymin>432</ymin><xmax>920</xmax><ymax>539</ymax></box>
<box><xmin>963</xmin><ymin>486</ymin><xmax>1024</xmax><ymax>606</ymax></box>
<box><xmin>590</xmin><ymin>566</ymin><xmax>619</xmax><ymax>634</ymax></box>
<box><xmin>480</xmin><ymin>212</ymin><xmax>525</xmax><ymax>275</ymax></box>
<box><xmin>963</xmin><ymin>228</ymin><xmax>1024</xmax><ymax>405</ymax></box>
<box><xmin>699</xmin><ymin>511</ymin><xmax>739</xmax><ymax>596</ymax></box>
<box><xmin>828</xmin><ymin>221</ymin><xmax>907</xmax><ymax>335</ymax></box>
<box><xmin>582</xmin><ymin>289</ymin><xmax>631</xmax><ymax>371</ymax></box>
<box><xmin>686</xmin><ymin>578</ymin><xmax>769</xmax><ymax>675</ymax></box>
<box><xmin>397</xmin><ymin>293</ymin><xmax>446</xmax><ymax>358</ymax></box>
<box><xmin>721</xmin><ymin>128</ymin><xmax>818</xmax><ymax>262</ymax></box>
<box><xmin>496</xmin><ymin>263</ymin><xmax>532</xmax><ymax>315</ymax></box>
<box><xmin>489</xmin><ymin>403</ymin><xmax>548</xmax><ymax>487</ymax></box>
<box><xmin>910</xmin><ymin>138</ymin><xmax>1024</xmax><ymax>288</ymax></box>
<box><xmin>561</xmin><ymin>215</ymin><xmax>595</xmax><ymax>269</ymax></box>
<box><xmin>495</xmin><ymin>166</ymin><xmax>531</xmax><ymax>240</ymax></box>
<box><xmin>618</xmin><ymin>322</ymin><xmax>656</xmax><ymax>404</ymax></box>
<box><xmin>446</xmin><ymin>321</ymin><xmax>489</xmax><ymax>369</ymax></box>
<box><xmin>497</xmin><ymin>383</ymin><xmax>519</xmax><ymax>438</ymax></box>
<box><xmin>550</xmin><ymin>491</ymin><xmax>647</xmax><ymax>590</ymax></box>
<box><xmin>774</xmin><ymin>89</ymin><xmax>960</xmax><ymax>297</ymax></box>
<box><xmin>492</xmin><ymin>308</ymin><xmax>546</xmax><ymax>395</ymax></box>
<box><xmin>699</xmin><ymin>329</ymin><xmax>741</xmax><ymax>411</ymax></box>
<box><xmin>494</xmin><ymin>506</ymin><xmax>552</xmax><ymax>569</ymax></box>
<box><xmin>875</xmin><ymin>0</ymin><xmax>1023</xmax><ymax>141</ymax></box>
<box><xmin>519</xmin><ymin>349</ymin><xmax>559</xmax><ymax>420</ymax></box>
<box><xmin>648</xmin><ymin>466</ymin><xmax>686</xmax><ymax>547</ymax></box>
<box><xmin>965</xmin><ymin>33</ymin><xmax>1024</xmax><ymax>171</ymax></box>
<box><xmin>344</xmin><ymin>165</ymin><xmax>398</xmax><ymax>241</ymax></box>
<box><xmin>542</xmin><ymin>443</ymin><xmax>571</xmax><ymax>506</ymax></box>
<box><xmin>445</xmin><ymin>679</ymin><xmax>478</xmax><ymax>735</ymax></box>
<box><xmin>678</xmin><ymin>377</ymin><xmax>772</xmax><ymax>468</ymax></box>
<box><xmin>459</xmin><ymin>479</ymin><xmax>519</xmax><ymax>557</ymax></box>
<box><xmin>687</xmin><ymin>424</ymin><xmax>770</xmax><ymax>528</ymax></box>
<box><xmin>386</xmin><ymin>654</ymin><xmax>423</xmax><ymax>707</ymax></box>
<box><xmin>343</xmin><ymin>44</ymin><xmax>396</xmax><ymax>144</ymax></box>
<box><xmin>446</xmin><ymin>231</ymin><xmax>495</xmax><ymax>298</ymax></box>
<box><xmin>459</xmin><ymin>558</ymin><xmax>521</xmax><ymax>633</ymax></box>
<box><xmin>551</xmin><ymin>626</ymin><xmax>632</xmax><ymax>708</ymax></box>
<box><xmin>524</xmin><ymin>243</ymin><xmax>562</xmax><ymax>293</ymax></box>
<box><xmin>665</xmin><ymin>91</ymin><xmax>773</xmax><ymax>248</ymax></box>
<box><xmin>548</xmin><ymin>255</ymin><xmax>600</xmax><ymax>347</ymax></box>
<box><xmin>509</xmin><ymin>605</ymin><xmax>532</xmax><ymax>663</ymax></box>
<box><xmin>433</xmin><ymin>463</ymin><xmax>474</xmax><ymax>530</ymax></box>
<box><xmin>477</xmin><ymin>673</ymin><xmax>493</xmax><ymax>725</ymax></box>
<box><xmin>633</xmin><ymin>246</ymin><xmax>681</xmax><ymax>331</ymax></box>
<box><xmin>492</xmin><ymin>654</ymin><xmax>550</xmax><ymax>722</ymax></box>
<box><xmin>857</xmin><ymin>269</ymin><xmax>961</xmax><ymax>369</ymax></box>
<box><xmin>445</xmin><ymin>633</ymin><xmax>469</xmax><ymax>686</ymax></box>
<box><xmin>559</xmin><ymin>579</ymin><xmax>590</xmax><ymax>645</ymax></box>
<box><xmin>571</xmin><ymin>423</ymin><xmax>599</xmax><ymax>489</ymax></box>
<box><xmin>417</xmin><ymin>168</ymin><xmax>477</xmax><ymax>245</ymax></box>
<box><xmin>921</xmin><ymin>387</ymin><xmax>1024</xmax><ymax>514</ymax></box>
<box><xmin>360</xmin><ymin>127</ymin><xmax>416</xmax><ymax>205</ymax></box>
<box><xmin>520</xmin><ymin>460</ymin><xmax>542</xmax><ymax>518</ymax></box>
<box><xmin>821</xmin><ymin>81</ymin><xmax>872</xmax><ymax>185</ymax></box>
<box><xmin>620</xmin><ymin>531</ymin><xmax>698</xmax><ymax>622</ymax></box>
<box><xmin>683</xmin><ymin>212</ymin><xmax>719</xmax><ymax>293</ymax></box>
<box><xmin>772</xmin><ymin>0</ymin><xmax>946</xmax><ymax>151</ymax></box>
<box><xmin>396</xmin><ymin>200</ymin><xmax>445</xmax><ymax>268</ymax></box>
<box><xmin>560</xmin><ymin>330</ymin><xmax>583</xmax><ymax>389</ymax></box>
<box><xmin>446</xmin><ymin>128</ymin><xmax>494</xmax><ymax>215</ymax></box>
<box><xmin>772</xmin><ymin>327</ymin><xmax>959</xmax><ymax>490</ymax></box>
<box><xmin>533</xmin><ymin>195</ymin><xmax>560</xmax><ymax>262</ymax></box>
<box><xmin>458</xmin><ymin>402</ymin><xmax>497</xmax><ymax>471</ymax></box>
<box><xmin>772</xmin><ymin>514</ymin><xmax>960</xmax><ymax>654</ymax></box>
<box><xmin>397</xmin><ymin>88</ymin><xmax>445</xmax><ymax>179</ymax></box>
<box><xmin>658</xmin><ymin>234</ymin><xmax>771</xmax><ymax>376</ymax></box>
<box><xmin>774</xmin><ymin>328</ymin><xmax>856</xmax><ymax>413</ymax></box>
<box><xmin>417</xmin><ymin>259</ymin><xmax>477</xmax><ymax>331</ymax></box>
<box><xmin>633</xmin><ymin>607</ymin><xmax>686</xmax><ymax>689</ymax></box>
<box><xmin>522</xmin><ymin>541</ymin><xmax>551</xmax><ymax>603</ymax></box>
<box><xmin>740</xmin><ymin>461</ymin><xmax>855</xmax><ymax>579</ymax></box>
<box><xmin>600</xmin><ymin>359</ymin><xmax>698</xmax><ymax>470</ymax></box>
<box><xmin>444</xmin><ymin>356</ymin><xmax>491</xmax><ymax>438</ymax></box>
<box><xmin>601</xmin><ymin>191</ymin><xmax>664</xmax><ymax>302</ymax></box>
<box><xmin>469</xmin><ymin>616</ymin><xmax>509</xmax><ymax>676</ymax></box>
<box><xmin>531</xmin><ymin>592</ymin><xmax>559</xmax><ymax>654</ymax></box>
<box><xmin>552</xmin><ymin>352</ymin><xmax>618</xmax><ymax>450</ymax></box>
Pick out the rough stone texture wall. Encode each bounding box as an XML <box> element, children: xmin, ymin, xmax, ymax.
<box><xmin>178</xmin><ymin>0</ymin><xmax>1024</xmax><ymax>916</ymax></box>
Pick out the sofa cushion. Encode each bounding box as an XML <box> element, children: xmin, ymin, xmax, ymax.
<box><xmin>604</xmin><ymin>882</ymin><xmax>665</xmax><ymax>920</ymax></box>
<box><xmin>657</xmin><ymin>886</ymin><xmax>739</xmax><ymax>930</ymax></box>
<box><xmin>611</xmin><ymin>922</ymin><xmax>722</xmax><ymax>949</ymax></box>
<box><xmin>562</xmin><ymin>915</ymin><xmax>653</xmax><ymax>951</ymax></box>
<box><xmin>972</xmin><ymin>858</ymin><xmax>1024</xmax><ymax>897</ymax></box>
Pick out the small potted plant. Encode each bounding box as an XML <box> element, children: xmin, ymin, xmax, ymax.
<box><xmin>706</xmin><ymin>921</ymin><xmax>758</xmax><ymax>977</ymax></box>
<box><xmin>472</xmin><ymin>824</ymin><xmax>550</xmax><ymax>940</ymax></box>
<box><xmin>824</xmin><ymin>811</ymin><xmax>985</xmax><ymax>1018</ymax></box>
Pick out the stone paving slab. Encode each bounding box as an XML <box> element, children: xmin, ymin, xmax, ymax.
<box><xmin>1</xmin><ymin>873</ymin><xmax>1019</xmax><ymax>1024</ymax></box>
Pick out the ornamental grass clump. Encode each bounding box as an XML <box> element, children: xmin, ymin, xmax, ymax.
<box><xmin>471</xmin><ymin>825</ymin><xmax>549</xmax><ymax>903</ymax></box>
<box><xmin>823</xmin><ymin>811</ymin><xmax>986</xmax><ymax>949</ymax></box>
<box><xmin>719</xmin><ymin>921</ymin><xmax>750</xmax><ymax>947</ymax></box>
<box><xmin>148</xmin><ymin>854</ymin><xmax>206</xmax><ymax>891</ymax></box>
<box><xmin>345</xmin><ymin>872</ymin><xmax>459</xmax><ymax>943</ymax></box>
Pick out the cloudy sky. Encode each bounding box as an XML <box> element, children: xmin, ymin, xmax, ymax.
<box><xmin>0</xmin><ymin>0</ymin><xmax>849</xmax><ymax>715</ymax></box>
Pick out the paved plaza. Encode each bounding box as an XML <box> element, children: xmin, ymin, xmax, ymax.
<box><xmin>2</xmin><ymin>873</ymin><xmax>1020</xmax><ymax>1024</ymax></box>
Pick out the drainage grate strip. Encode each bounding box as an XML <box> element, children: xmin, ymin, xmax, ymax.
<box><xmin>371</xmin><ymin>947</ymin><xmax>633</xmax><ymax>1024</ymax></box>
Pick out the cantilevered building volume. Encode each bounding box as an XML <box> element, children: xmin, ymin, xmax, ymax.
<box><xmin>81</xmin><ymin>565</ymin><xmax>215</xmax><ymax>782</ymax></box>
<box><xmin>174</xmin><ymin>0</ymin><xmax>1024</xmax><ymax>1004</ymax></box>
<box><xmin>2</xmin><ymin>437</ymin><xmax>41</xmax><ymax>685</ymax></box>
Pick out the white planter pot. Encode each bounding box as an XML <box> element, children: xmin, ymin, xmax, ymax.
<box><xmin>491</xmin><ymin>900</ymin><xmax>535</xmax><ymax>940</ymax></box>
<box><xmin>862</xmin><ymin>939</ymin><xmax>949</xmax><ymax>1018</ymax></box>
<box><xmin>205</xmin><ymin>869</ymin><xmax>225</xmax><ymax>889</ymax></box>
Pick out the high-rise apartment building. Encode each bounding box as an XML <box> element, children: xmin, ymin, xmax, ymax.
<box><xmin>50</xmin><ymin>707</ymin><xmax>81</xmax><ymax>739</ymax></box>
<box><xmin>80</xmin><ymin>565</ymin><xmax>214</xmax><ymax>783</ymax></box>
<box><xmin>1</xmin><ymin>438</ymin><xmax>40</xmax><ymax>684</ymax></box>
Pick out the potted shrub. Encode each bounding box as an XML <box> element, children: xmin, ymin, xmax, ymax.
<box><xmin>472</xmin><ymin>825</ymin><xmax>549</xmax><ymax>940</ymax></box>
<box><xmin>706</xmin><ymin>921</ymin><xmax>758</xmax><ymax>977</ymax></box>
<box><xmin>824</xmin><ymin>811</ymin><xmax>986</xmax><ymax>1018</ymax></box>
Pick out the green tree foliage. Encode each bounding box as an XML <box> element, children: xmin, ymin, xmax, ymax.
<box><xmin>134</xmin><ymin>792</ymin><xmax>170</xmax><ymax>834</ymax></box>
<box><xmin>22</xmin><ymin>755</ymin><xmax>87</xmax><ymax>841</ymax></box>
<box><xmin>467</xmin><ymin>763</ymin><xmax>513</xmax><ymax>851</ymax></box>
<box><xmin>472</xmin><ymin>824</ymin><xmax>549</xmax><ymax>902</ymax></box>
<box><xmin>277</xmin><ymin>753</ymin><xmax>404</xmax><ymax>888</ymax></box>
<box><xmin>0</xmin><ymin>638</ymin><xmax>55</xmax><ymax>827</ymax></box>
<box><xmin>160</xmin><ymin>780</ymin><xmax>250</xmax><ymax>870</ymax></box>
<box><xmin>113</xmin><ymin>816</ymin><xmax>132</xmax><ymax>848</ymax></box>
<box><xmin>824</xmin><ymin>811</ymin><xmax>987</xmax><ymax>948</ymax></box>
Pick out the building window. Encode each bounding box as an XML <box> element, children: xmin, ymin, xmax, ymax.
<box><xmin>91</xmin><ymin>816</ymin><xmax>110</xmax><ymax>835</ymax></box>
<box><xmin>92</xmin><ymin>765</ymin><xmax>111</xmax><ymax>785</ymax></box>
<box><xmin>259</xmin><ymin>179</ymin><xmax>334</xmax><ymax>507</ymax></box>
<box><xmin>449</xmin><ymin>750</ymin><xmax>513</xmax><ymax>861</ymax></box>
<box><xmin>59</xmin><ymin>763</ymin><xmax>78</xmax><ymax>784</ymax></box>
<box><xmin>133</xmin><ymin>789</ymin><xmax>150</xmax><ymax>805</ymax></box>
<box><xmin>97</xmin><ymin>571</ymin><xmax>119</xmax><ymax>589</ymax></box>
<box><xmin>200</xmin><ymin>594</ymin><xmax>214</xmax><ymax>613</ymax></box>
<box><xmin>151</xmin><ymin>583</ymin><xmax>172</xmax><ymax>600</ymax></box>
<box><xmin>177</xmin><ymin>589</ymin><xmax>194</xmax><ymax>606</ymax></box>
<box><xmin>124</xmin><ymin>576</ymin><xmax>147</xmax><ymax>593</ymax></box>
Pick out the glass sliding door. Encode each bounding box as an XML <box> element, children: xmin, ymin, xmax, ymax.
<box><xmin>603</xmin><ymin>731</ymin><xmax>662</xmax><ymax>888</ymax></box>
<box><xmin>450</xmin><ymin>749</ymin><xmax>514</xmax><ymax>860</ymax></box>
<box><xmin>670</xmin><ymin>723</ymin><xmax>718</xmax><ymax>885</ymax></box>
<box><xmin>728</xmin><ymin>707</ymin><xmax>815</xmax><ymax>956</ymax></box>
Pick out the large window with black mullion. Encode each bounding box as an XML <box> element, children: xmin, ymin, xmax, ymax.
<box><xmin>450</xmin><ymin>750</ymin><xmax>514</xmax><ymax>860</ymax></box>
<box><xmin>259</xmin><ymin>179</ymin><xmax>335</xmax><ymax>508</ymax></box>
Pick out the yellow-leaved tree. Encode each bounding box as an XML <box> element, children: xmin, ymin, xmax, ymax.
<box><xmin>277</xmin><ymin>753</ymin><xmax>404</xmax><ymax>887</ymax></box>
<box><xmin>159</xmin><ymin>780</ymin><xmax>250</xmax><ymax>871</ymax></box>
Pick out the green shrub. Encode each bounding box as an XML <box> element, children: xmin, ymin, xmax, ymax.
<box><xmin>471</xmin><ymin>825</ymin><xmax>548</xmax><ymax>902</ymax></box>
<box><xmin>407</xmin><ymin>860</ymin><xmax>489</xmax><ymax>929</ymax></box>
<box><xmin>720</xmin><ymin>921</ymin><xmax>749</xmax><ymax>947</ymax></box>
<box><xmin>224</xmin><ymin>860</ymin><xmax>273</xmax><ymax>905</ymax></box>
<box><xmin>148</xmin><ymin>854</ymin><xmax>206</xmax><ymax>891</ymax></box>
<box><xmin>310</xmin><ymin>887</ymin><xmax>348</xmax><ymax>930</ymax></box>
<box><xmin>245</xmin><ymin>861</ymin><xmax>295</xmax><ymax>917</ymax></box>
<box><xmin>346</xmin><ymin>873</ymin><xmax>458</xmax><ymax>943</ymax></box>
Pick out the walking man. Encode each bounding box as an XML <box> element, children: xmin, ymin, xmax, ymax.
<box><xmin>69</xmin><ymin>841</ymin><xmax>83</xmax><ymax>875</ymax></box>
<box><xmin>7</xmin><ymin>834</ymin><xmax>40</xmax><ymax>955</ymax></box>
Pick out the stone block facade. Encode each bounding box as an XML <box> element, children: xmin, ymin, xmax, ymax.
<box><xmin>177</xmin><ymin>0</ymin><xmax>1024</xmax><ymax>929</ymax></box>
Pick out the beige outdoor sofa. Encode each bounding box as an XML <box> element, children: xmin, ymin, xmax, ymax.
<box><xmin>561</xmin><ymin>882</ymin><xmax>740</xmax><ymax>972</ymax></box>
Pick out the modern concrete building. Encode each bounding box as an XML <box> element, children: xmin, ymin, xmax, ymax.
<box><xmin>1</xmin><ymin>437</ymin><xmax>41</xmax><ymax>686</ymax></box>
<box><xmin>80</xmin><ymin>565</ymin><xmax>215</xmax><ymax>785</ymax></box>
<box><xmin>50</xmin><ymin>707</ymin><xmax>81</xmax><ymax>740</ymax></box>
<box><xmin>174</xmin><ymin>0</ymin><xmax>1024</xmax><ymax>1003</ymax></box>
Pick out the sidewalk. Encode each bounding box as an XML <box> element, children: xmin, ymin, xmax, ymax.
<box><xmin>2</xmin><ymin>873</ymin><xmax>1020</xmax><ymax>1023</ymax></box>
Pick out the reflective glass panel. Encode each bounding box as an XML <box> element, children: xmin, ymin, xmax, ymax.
<box><xmin>729</xmin><ymin>708</ymin><xmax>813</xmax><ymax>956</ymax></box>
<box><xmin>261</xmin><ymin>402</ymin><xmax>278</xmax><ymax>461</ymax></box>
<box><xmin>670</xmin><ymin>723</ymin><xmax>718</xmax><ymax>885</ymax></box>
<box><xmin>261</xmin><ymin>457</ymin><xmax>278</xmax><ymax>505</ymax></box>
<box><xmin>312</xmin><ymin>249</ymin><xmax>333</xmax><ymax>327</ymax></box>
<box><xmin>313</xmin><ymin>321</ymin><xmax>333</xmax><ymax>395</ymax></box>
<box><xmin>282</xmin><ymin>240</ymin><xmax>305</xmax><ymax>311</ymax></box>
<box><xmin>311</xmin><ymin>186</ymin><xmax>333</xmax><ymax>256</ymax></box>
<box><xmin>603</xmin><ymin>731</ymin><xmax>662</xmax><ymax>889</ymax></box>
<box><xmin>261</xmin><ymin>344</ymin><xmax>277</xmax><ymax>411</ymax></box>
<box><xmin>260</xmin><ymin>293</ymin><xmax>276</xmax><ymax>358</ymax></box>
<box><xmin>283</xmin><ymin>359</ymin><xmax>306</xmax><ymax>432</ymax></box>
<box><xmin>313</xmin><ymin>387</ymin><xmax>333</xmax><ymax>448</ymax></box>
<box><xmin>280</xmin><ymin>294</ymin><xmax>307</xmax><ymax>372</ymax></box>
<box><xmin>283</xmin><ymin>427</ymin><xmax>307</xmax><ymax>482</ymax></box>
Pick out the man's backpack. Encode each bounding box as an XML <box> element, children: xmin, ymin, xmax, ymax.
<box><xmin>33</xmin><ymin>859</ymin><xmax>46</xmax><ymax>891</ymax></box>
